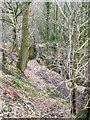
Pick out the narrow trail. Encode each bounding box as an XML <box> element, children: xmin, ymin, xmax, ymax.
<box><xmin>24</xmin><ymin>60</ymin><xmax>70</xmax><ymax>98</ymax></box>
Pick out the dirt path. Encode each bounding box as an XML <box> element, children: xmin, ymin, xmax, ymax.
<box><xmin>24</xmin><ymin>60</ymin><xmax>70</xmax><ymax>98</ymax></box>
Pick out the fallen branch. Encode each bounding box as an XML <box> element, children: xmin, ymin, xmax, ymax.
<box><xmin>0</xmin><ymin>84</ymin><xmax>19</xmax><ymax>97</ymax></box>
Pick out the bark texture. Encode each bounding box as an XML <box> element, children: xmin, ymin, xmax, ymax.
<box><xmin>17</xmin><ymin>3</ymin><xmax>30</xmax><ymax>72</ymax></box>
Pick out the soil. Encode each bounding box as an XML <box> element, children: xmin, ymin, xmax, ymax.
<box><xmin>0</xmin><ymin>59</ymin><xmax>84</xmax><ymax>118</ymax></box>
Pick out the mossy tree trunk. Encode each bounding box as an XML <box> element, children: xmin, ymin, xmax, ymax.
<box><xmin>53</xmin><ymin>1</ymin><xmax>59</xmax><ymax>41</ymax></box>
<box><xmin>45</xmin><ymin>2</ymin><xmax>50</xmax><ymax>41</ymax></box>
<box><xmin>12</xmin><ymin>13</ymin><xmax>19</xmax><ymax>55</ymax></box>
<box><xmin>53</xmin><ymin>2</ymin><xmax>59</xmax><ymax>58</ymax></box>
<box><xmin>2</xmin><ymin>9</ymin><xmax>7</xmax><ymax>70</ymax></box>
<box><xmin>17</xmin><ymin>2</ymin><xmax>30</xmax><ymax>72</ymax></box>
<box><xmin>12</xmin><ymin>3</ymin><xmax>20</xmax><ymax>55</ymax></box>
<box><xmin>55</xmin><ymin>2</ymin><xmax>59</xmax><ymax>41</ymax></box>
<box><xmin>45</xmin><ymin>2</ymin><xmax>51</xmax><ymax>56</ymax></box>
<box><xmin>12</xmin><ymin>26</ymin><xmax>19</xmax><ymax>54</ymax></box>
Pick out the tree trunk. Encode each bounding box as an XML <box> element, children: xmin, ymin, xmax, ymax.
<box><xmin>46</xmin><ymin>2</ymin><xmax>50</xmax><ymax>41</ymax></box>
<box><xmin>55</xmin><ymin>3</ymin><xmax>59</xmax><ymax>41</ymax></box>
<box><xmin>17</xmin><ymin>2</ymin><xmax>30</xmax><ymax>72</ymax></box>
<box><xmin>76</xmin><ymin>88</ymin><xmax>90</xmax><ymax>120</ymax></box>
<box><xmin>2</xmin><ymin>8</ymin><xmax>7</xmax><ymax>71</ymax></box>
<box><xmin>71</xmin><ymin>69</ymin><xmax>76</xmax><ymax>115</ymax></box>
<box><xmin>12</xmin><ymin>27</ymin><xmax>19</xmax><ymax>55</ymax></box>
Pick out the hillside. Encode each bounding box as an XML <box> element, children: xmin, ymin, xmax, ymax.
<box><xmin>0</xmin><ymin>59</ymin><xmax>84</xmax><ymax>118</ymax></box>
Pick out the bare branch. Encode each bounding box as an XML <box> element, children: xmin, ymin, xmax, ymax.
<box><xmin>56</xmin><ymin>0</ymin><xmax>68</xmax><ymax>22</ymax></box>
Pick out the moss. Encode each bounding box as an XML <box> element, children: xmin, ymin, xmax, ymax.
<box><xmin>2</xmin><ymin>81</ymin><xmax>8</xmax><ymax>85</ymax></box>
<box><xmin>12</xmin><ymin>76</ymin><xmax>21</xmax><ymax>87</ymax></box>
<box><xmin>51</xmin><ymin>89</ymin><xmax>60</xmax><ymax>95</ymax></box>
<box><xmin>47</xmin><ymin>86</ymin><xmax>51</xmax><ymax>92</ymax></box>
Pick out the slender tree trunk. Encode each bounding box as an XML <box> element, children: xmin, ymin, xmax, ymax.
<box><xmin>53</xmin><ymin>2</ymin><xmax>59</xmax><ymax>58</ymax></box>
<box><xmin>46</xmin><ymin>2</ymin><xmax>50</xmax><ymax>41</ymax></box>
<box><xmin>45</xmin><ymin>2</ymin><xmax>50</xmax><ymax>56</ymax></box>
<box><xmin>68</xmin><ymin>23</ymin><xmax>76</xmax><ymax>115</ymax></box>
<box><xmin>12</xmin><ymin>26</ymin><xmax>19</xmax><ymax>55</ymax></box>
<box><xmin>53</xmin><ymin>2</ymin><xmax>59</xmax><ymax>41</ymax></box>
<box><xmin>55</xmin><ymin>3</ymin><xmax>59</xmax><ymax>41</ymax></box>
<box><xmin>71</xmin><ymin>68</ymin><xmax>76</xmax><ymax>114</ymax></box>
<box><xmin>17</xmin><ymin>2</ymin><xmax>30</xmax><ymax>72</ymax></box>
<box><xmin>2</xmin><ymin>9</ymin><xmax>7</xmax><ymax>70</ymax></box>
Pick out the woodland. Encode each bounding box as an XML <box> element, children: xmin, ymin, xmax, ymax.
<box><xmin>0</xmin><ymin>0</ymin><xmax>90</xmax><ymax>119</ymax></box>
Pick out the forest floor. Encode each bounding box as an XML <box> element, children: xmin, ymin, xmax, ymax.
<box><xmin>0</xmin><ymin>59</ymin><xmax>84</xmax><ymax>118</ymax></box>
